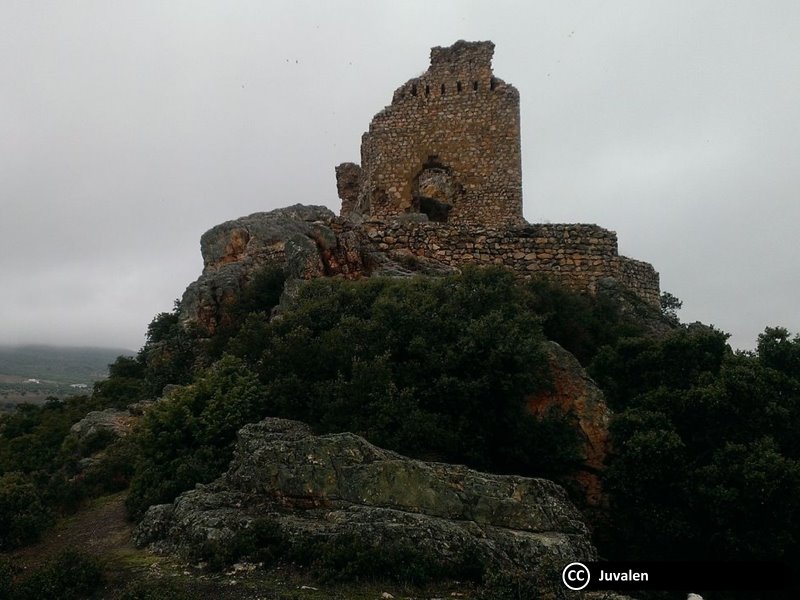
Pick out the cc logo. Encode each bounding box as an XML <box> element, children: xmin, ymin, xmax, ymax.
<box><xmin>562</xmin><ymin>562</ymin><xmax>591</xmax><ymax>591</ymax></box>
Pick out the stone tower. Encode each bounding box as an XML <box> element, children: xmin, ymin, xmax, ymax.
<box><xmin>337</xmin><ymin>40</ymin><xmax>523</xmax><ymax>227</ymax></box>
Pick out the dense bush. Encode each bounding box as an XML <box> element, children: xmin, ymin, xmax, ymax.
<box><xmin>524</xmin><ymin>276</ymin><xmax>651</xmax><ymax>365</ymax></box>
<box><xmin>92</xmin><ymin>356</ymin><xmax>148</xmax><ymax>407</ymax></box>
<box><xmin>0</xmin><ymin>395</ymin><xmax>115</xmax><ymax>550</ymax></box>
<box><xmin>5</xmin><ymin>550</ymin><xmax>103</xmax><ymax>600</ymax></box>
<box><xmin>125</xmin><ymin>268</ymin><xmax>583</xmax><ymax>520</ymax></box>
<box><xmin>125</xmin><ymin>355</ymin><xmax>266</xmax><ymax>519</ymax></box>
<box><xmin>595</xmin><ymin>326</ymin><xmax>800</xmax><ymax>576</ymax></box>
<box><xmin>132</xmin><ymin>267</ymin><xmax>288</xmax><ymax>399</ymax></box>
<box><xmin>0</xmin><ymin>395</ymin><xmax>100</xmax><ymax>475</ymax></box>
<box><xmin>228</xmin><ymin>268</ymin><xmax>574</xmax><ymax>475</ymax></box>
<box><xmin>0</xmin><ymin>472</ymin><xmax>51</xmax><ymax>550</ymax></box>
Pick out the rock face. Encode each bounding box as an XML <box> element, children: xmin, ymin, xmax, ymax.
<box><xmin>178</xmin><ymin>205</ymin><xmax>465</xmax><ymax>332</ymax></box>
<box><xmin>528</xmin><ymin>342</ymin><xmax>611</xmax><ymax>508</ymax></box>
<box><xmin>179</xmin><ymin>205</ymin><xmax>363</xmax><ymax>333</ymax></box>
<box><xmin>69</xmin><ymin>408</ymin><xmax>135</xmax><ymax>441</ymax></box>
<box><xmin>135</xmin><ymin>418</ymin><xmax>596</xmax><ymax>588</ymax></box>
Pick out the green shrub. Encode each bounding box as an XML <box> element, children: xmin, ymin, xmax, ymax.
<box><xmin>229</xmin><ymin>268</ymin><xmax>574</xmax><ymax>477</ymax></box>
<box><xmin>81</xmin><ymin>436</ymin><xmax>138</xmax><ymax>495</ymax></box>
<box><xmin>127</xmin><ymin>268</ymin><xmax>583</xmax><ymax>521</ymax></box>
<box><xmin>125</xmin><ymin>355</ymin><xmax>267</xmax><ymax>519</ymax></box>
<box><xmin>115</xmin><ymin>578</ymin><xmax>190</xmax><ymax>600</ymax></box>
<box><xmin>596</xmin><ymin>325</ymin><xmax>800</xmax><ymax>578</ymax></box>
<box><xmin>0</xmin><ymin>472</ymin><xmax>51</xmax><ymax>550</ymax></box>
<box><xmin>93</xmin><ymin>356</ymin><xmax>148</xmax><ymax>406</ymax></box>
<box><xmin>12</xmin><ymin>550</ymin><xmax>103</xmax><ymax>600</ymax></box>
<box><xmin>524</xmin><ymin>276</ymin><xmax>649</xmax><ymax>365</ymax></box>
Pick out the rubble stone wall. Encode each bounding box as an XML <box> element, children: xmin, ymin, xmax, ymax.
<box><xmin>357</xmin><ymin>220</ymin><xmax>661</xmax><ymax>306</ymax></box>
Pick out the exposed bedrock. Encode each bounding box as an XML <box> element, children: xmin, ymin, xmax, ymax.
<box><xmin>135</xmin><ymin>417</ymin><xmax>597</xmax><ymax>593</ymax></box>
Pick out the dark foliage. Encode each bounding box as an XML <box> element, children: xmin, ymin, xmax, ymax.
<box><xmin>10</xmin><ymin>256</ymin><xmax>798</xmax><ymax>600</ymax></box>
<box><xmin>125</xmin><ymin>268</ymin><xmax>582</xmax><ymax>519</ymax></box>
<box><xmin>4</xmin><ymin>550</ymin><xmax>103</xmax><ymax>600</ymax></box>
<box><xmin>659</xmin><ymin>291</ymin><xmax>683</xmax><ymax>325</ymax></box>
<box><xmin>594</xmin><ymin>325</ymin><xmax>800</xmax><ymax>590</ymax></box>
<box><xmin>0</xmin><ymin>394</ymin><xmax>115</xmax><ymax>549</ymax></box>
<box><xmin>125</xmin><ymin>356</ymin><xmax>266</xmax><ymax>520</ymax></box>
<box><xmin>200</xmin><ymin>517</ymin><xmax>486</xmax><ymax>586</ymax></box>
<box><xmin>93</xmin><ymin>356</ymin><xmax>148</xmax><ymax>407</ymax></box>
<box><xmin>227</xmin><ymin>268</ymin><xmax>578</xmax><ymax>475</ymax></box>
<box><xmin>0</xmin><ymin>472</ymin><xmax>51</xmax><ymax>550</ymax></box>
<box><xmin>524</xmin><ymin>276</ymin><xmax>648</xmax><ymax>365</ymax></box>
<box><xmin>137</xmin><ymin>311</ymin><xmax>198</xmax><ymax>398</ymax></box>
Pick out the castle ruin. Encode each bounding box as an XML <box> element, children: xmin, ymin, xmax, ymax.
<box><xmin>180</xmin><ymin>41</ymin><xmax>662</xmax><ymax>336</ymax></box>
<box><xmin>336</xmin><ymin>41</ymin><xmax>660</xmax><ymax>305</ymax></box>
<box><xmin>338</xmin><ymin>41</ymin><xmax>522</xmax><ymax>227</ymax></box>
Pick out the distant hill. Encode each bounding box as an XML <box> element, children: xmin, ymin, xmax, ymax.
<box><xmin>0</xmin><ymin>345</ymin><xmax>134</xmax><ymax>383</ymax></box>
<box><xmin>0</xmin><ymin>345</ymin><xmax>134</xmax><ymax>406</ymax></box>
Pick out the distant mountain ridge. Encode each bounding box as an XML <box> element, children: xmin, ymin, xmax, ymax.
<box><xmin>0</xmin><ymin>344</ymin><xmax>134</xmax><ymax>383</ymax></box>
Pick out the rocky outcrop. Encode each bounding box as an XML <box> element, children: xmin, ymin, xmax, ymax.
<box><xmin>528</xmin><ymin>342</ymin><xmax>611</xmax><ymax>508</ymax></box>
<box><xmin>179</xmin><ymin>205</ymin><xmax>357</xmax><ymax>334</ymax></box>
<box><xmin>69</xmin><ymin>408</ymin><xmax>136</xmax><ymax>441</ymax></box>
<box><xmin>179</xmin><ymin>205</ymin><xmax>466</xmax><ymax>333</ymax></box>
<box><xmin>135</xmin><ymin>417</ymin><xmax>596</xmax><ymax>590</ymax></box>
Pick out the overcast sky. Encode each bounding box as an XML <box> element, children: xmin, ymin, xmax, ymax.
<box><xmin>1</xmin><ymin>0</ymin><xmax>798</xmax><ymax>352</ymax></box>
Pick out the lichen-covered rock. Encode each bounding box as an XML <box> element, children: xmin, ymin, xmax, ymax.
<box><xmin>69</xmin><ymin>408</ymin><xmax>135</xmax><ymax>441</ymax></box>
<box><xmin>179</xmin><ymin>205</ymin><xmax>362</xmax><ymax>333</ymax></box>
<box><xmin>135</xmin><ymin>417</ymin><xmax>596</xmax><ymax>592</ymax></box>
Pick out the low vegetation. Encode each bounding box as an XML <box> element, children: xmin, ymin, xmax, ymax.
<box><xmin>593</xmin><ymin>325</ymin><xmax>800</xmax><ymax>568</ymax></box>
<box><xmin>126</xmin><ymin>268</ymin><xmax>582</xmax><ymax>519</ymax></box>
<box><xmin>1</xmin><ymin>266</ymin><xmax>798</xmax><ymax>600</ymax></box>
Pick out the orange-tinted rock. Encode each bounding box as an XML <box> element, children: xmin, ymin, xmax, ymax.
<box><xmin>528</xmin><ymin>341</ymin><xmax>611</xmax><ymax>507</ymax></box>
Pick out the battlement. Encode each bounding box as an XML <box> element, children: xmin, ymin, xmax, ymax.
<box><xmin>390</xmin><ymin>40</ymin><xmax>508</xmax><ymax>104</ymax></box>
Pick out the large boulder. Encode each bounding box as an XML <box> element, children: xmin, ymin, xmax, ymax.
<box><xmin>179</xmin><ymin>205</ymin><xmax>364</xmax><ymax>334</ymax></box>
<box><xmin>135</xmin><ymin>418</ymin><xmax>596</xmax><ymax>592</ymax></box>
<box><xmin>69</xmin><ymin>408</ymin><xmax>135</xmax><ymax>441</ymax></box>
<box><xmin>178</xmin><ymin>204</ymin><xmax>467</xmax><ymax>331</ymax></box>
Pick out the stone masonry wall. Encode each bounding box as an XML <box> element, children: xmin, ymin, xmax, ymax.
<box><xmin>356</xmin><ymin>220</ymin><xmax>661</xmax><ymax>307</ymax></box>
<box><xmin>346</xmin><ymin>41</ymin><xmax>523</xmax><ymax>227</ymax></box>
<box><xmin>616</xmin><ymin>256</ymin><xmax>661</xmax><ymax>305</ymax></box>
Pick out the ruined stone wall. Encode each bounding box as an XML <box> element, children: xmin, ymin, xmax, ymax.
<box><xmin>357</xmin><ymin>220</ymin><xmax>660</xmax><ymax>306</ymax></box>
<box><xmin>616</xmin><ymin>256</ymin><xmax>661</xmax><ymax>306</ymax></box>
<box><xmin>348</xmin><ymin>41</ymin><xmax>523</xmax><ymax>227</ymax></box>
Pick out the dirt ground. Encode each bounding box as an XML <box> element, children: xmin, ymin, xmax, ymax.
<box><xmin>10</xmin><ymin>492</ymin><xmax>135</xmax><ymax>573</ymax></box>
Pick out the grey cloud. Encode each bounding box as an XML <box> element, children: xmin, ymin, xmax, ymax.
<box><xmin>1</xmin><ymin>0</ymin><xmax>798</xmax><ymax>351</ymax></box>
